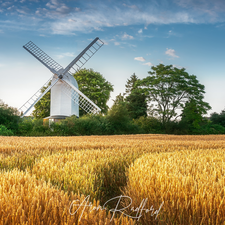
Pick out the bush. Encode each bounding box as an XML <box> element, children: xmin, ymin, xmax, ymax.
<box><xmin>17</xmin><ymin>118</ymin><xmax>52</xmax><ymax>136</ymax></box>
<box><xmin>0</xmin><ymin>125</ymin><xmax>14</xmax><ymax>136</ymax></box>
<box><xmin>0</xmin><ymin>100</ymin><xmax>19</xmax><ymax>133</ymax></box>
<box><xmin>210</xmin><ymin>111</ymin><xmax>225</xmax><ymax>127</ymax></box>
<box><xmin>51</xmin><ymin>114</ymin><xmax>108</xmax><ymax>136</ymax></box>
<box><xmin>192</xmin><ymin>123</ymin><xmax>225</xmax><ymax>135</ymax></box>
<box><xmin>105</xmin><ymin>101</ymin><xmax>140</xmax><ymax>134</ymax></box>
<box><xmin>32</xmin><ymin>119</ymin><xmax>49</xmax><ymax>134</ymax></box>
<box><xmin>18</xmin><ymin>118</ymin><xmax>34</xmax><ymax>135</ymax></box>
<box><xmin>133</xmin><ymin>116</ymin><xmax>163</xmax><ymax>134</ymax></box>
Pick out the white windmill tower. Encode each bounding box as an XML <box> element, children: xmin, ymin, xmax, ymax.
<box><xmin>19</xmin><ymin>38</ymin><xmax>104</xmax><ymax>122</ymax></box>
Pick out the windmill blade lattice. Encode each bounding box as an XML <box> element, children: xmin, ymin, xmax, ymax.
<box><xmin>61</xmin><ymin>79</ymin><xmax>101</xmax><ymax>114</ymax></box>
<box><xmin>63</xmin><ymin>38</ymin><xmax>104</xmax><ymax>75</ymax></box>
<box><xmin>20</xmin><ymin>37</ymin><xmax>104</xmax><ymax>118</ymax></box>
<box><xmin>23</xmin><ymin>41</ymin><xmax>63</xmax><ymax>74</ymax></box>
<box><xmin>19</xmin><ymin>77</ymin><xmax>59</xmax><ymax>117</ymax></box>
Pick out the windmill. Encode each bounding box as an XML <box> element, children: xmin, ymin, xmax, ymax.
<box><xmin>19</xmin><ymin>38</ymin><xmax>104</xmax><ymax>122</ymax></box>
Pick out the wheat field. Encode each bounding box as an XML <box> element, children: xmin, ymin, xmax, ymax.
<box><xmin>0</xmin><ymin>135</ymin><xmax>225</xmax><ymax>224</ymax></box>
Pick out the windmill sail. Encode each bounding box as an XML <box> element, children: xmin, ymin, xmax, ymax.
<box><xmin>20</xmin><ymin>37</ymin><xmax>104</xmax><ymax>118</ymax></box>
<box><xmin>62</xmin><ymin>38</ymin><xmax>104</xmax><ymax>75</ymax></box>
<box><xmin>61</xmin><ymin>79</ymin><xmax>101</xmax><ymax>114</ymax></box>
<box><xmin>23</xmin><ymin>41</ymin><xmax>63</xmax><ymax>75</ymax></box>
<box><xmin>19</xmin><ymin>77</ymin><xmax>59</xmax><ymax>117</ymax></box>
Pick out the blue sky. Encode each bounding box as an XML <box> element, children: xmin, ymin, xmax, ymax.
<box><xmin>0</xmin><ymin>0</ymin><xmax>225</xmax><ymax>116</ymax></box>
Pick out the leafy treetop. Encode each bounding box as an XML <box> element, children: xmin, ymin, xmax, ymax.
<box><xmin>138</xmin><ymin>64</ymin><xmax>211</xmax><ymax>125</ymax></box>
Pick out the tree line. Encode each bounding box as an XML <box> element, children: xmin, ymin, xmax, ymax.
<box><xmin>1</xmin><ymin>64</ymin><xmax>225</xmax><ymax>136</ymax></box>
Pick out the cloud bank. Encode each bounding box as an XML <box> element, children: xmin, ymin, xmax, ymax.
<box><xmin>1</xmin><ymin>0</ymin><xmax>225</xmax><ymax>35</ymax></box>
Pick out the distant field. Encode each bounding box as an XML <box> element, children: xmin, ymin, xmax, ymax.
<box><xmin>0</xmin><ymin>135</ymin><xmax>225</xmax><ymax>224</ymax></box>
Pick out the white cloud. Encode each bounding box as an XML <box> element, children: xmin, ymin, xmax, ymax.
<box><xmin>114</xmin><ymin>42</ymin><xmax>120</xmax><ymax>46</ymax></box>
<box><xmin>143</xmin><ymin>62</ymin><xmax>153</xmax><ymax>66</ymax></box>
<box><xmin>7</xmin><ymin>5</ymin><xmax>15</xmax><ymax>11</ymax></box>
<box><xmin>17</xmin><ymin>9</ymin><xmax>27</xmax><ymax>14</ymax></box>
<box><xmin>46</xmin><ymin>2</ymin><xmax>56</xmax><ymax>9</ymax></box>
<box><xmin>176</xmin><ymin>0</ymin><xmax>225</xmax><ymax>14</ymax></box>
<box><xmin>101</xmin><ymin>39</ymin><xmax>108</xmax><ymax>45</ymax></box>
<box><xmin>165</xmin><ymin>48</ymin><xmax>179</xmax><ymax>58</ymax></box>
<box><xmin>2</xmin><ymin>2</ymin><xmax>11</xmax><ymax>7</ymax></box>
<box><xmin>94</xmin><ymin>27</ymin><xmax>103</xmax><ymax>31</ymax></box>
<box><xmin>68</xmin><ymin>18</ymin><xmax>77</xmax><ymax>22</ymax></box>
<box><xmin>123</xmin><ymin>4</ymin><xmax>139</xmax><ymax>10</ymax></box>
<box><xmin>3</xmin><ymin>0</ymin><xmax>225</xmax><ymax>35</ymax></box>
<box><xmin>134</xmin><ymin>57</ymin><xmax>145</xmax><ymax>62</ymax></box>
<box><xmin>46</xmin><ymin>0</ymin><xmax>59</xmax><ymax>9</ymax></box>
<box><xmin>48</xmin><ymin>7</ymin><xmax>195</xmax><ymax>35</ymax></box>
<box><xmin>56</xmin><ymin>5</ymin><xmax>70</xmax><ymax>14</ymax></box>
<box><xmin>122</xmin><ymin>32</ymin><xmax>134</xmax><ymax>40</ymax></box>
<box><xmin>36</xmin><ymin>0</ymin><xmax>79</xmax><ymax>19</ymax></box>
<box><xmin>138</xmin><ymin>29</ymin><xmax>143</xmax><ymax>34</ymax></box>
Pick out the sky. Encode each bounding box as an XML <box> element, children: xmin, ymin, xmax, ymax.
<box><xmin>0</xmin><ymin>0</ymin><xmax>225</xmax><ymax>117</ymax></box>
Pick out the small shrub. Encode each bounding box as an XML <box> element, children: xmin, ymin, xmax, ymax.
<box><xmin>134</xmin><ymin>116</ymin><xmax>163</xmax><ymax>134</ymax></box>
<box><xmin>0</xmin><ymin>125</ymin><xmax>14</xmax><ymax>136</ymax></box>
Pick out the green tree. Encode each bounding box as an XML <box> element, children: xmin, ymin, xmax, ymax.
<box><xmin>210</xmin><ymin>110</ymin><xmax>225</xmax><ymax>127</ymax></box>
<box><xmin>0</xmin><ymin>125</ymin><xmax>14</xmax><ymax>136</ymax></box>
<box><xmin>106</xmin><ymin>94</ymin><xmax>139</xmax><ymax>134</ymax></box>
<box><xmin>33</xmin><ymin>85</ymin><xmax>51</xmax><ymax>119</ymax></box>
<box><xmin>125</xmin><ymin>73</ymin><xmax>139</xmax><ymax>95</ymax></box>
<box><xmin>113</xmin><ymin>93</ymin><xmax>125</xmax><ymax>105</ymax></box>
<box><xmin>180</xmin><ymin>99</ymin><xmax>208</xmax><ymax>130</ymax></box>
<box><xmin>124</xmin><ymin>73</ymin><xmax>147</xmax><ymax>119</ymax></box>
<box><xmin>0</xmin><ymin>100</ymin><xmax>19</xmax><ymax>132</ymax></box>
<box><xmin>126</xmin><ymin>90</ymin><xmax>147</xmax><ymax>119</ymax></box>
<box><xmin>73</xmin><ymin>68</ymin><xmax>113</xmax><ymax>116</ymax></box>
<box><xmin>138</xmin><ymin>64</ymin><xmax>211</xmax><ymax>126</ymax></box>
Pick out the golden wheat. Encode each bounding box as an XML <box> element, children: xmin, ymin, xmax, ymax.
<box><xmin>0</xmin><ymin>169</ymin><xmax>135</xmax><ymax>225</ymax></box>
<box><xmin>0</xmin><ymin>134</ymin><xmax>225</xmax><ymax>224</ymax></box>
<box><xmin>123</xmin><ymin>149</ymin><xmax>225</xmax><ymax>225</ymax></box>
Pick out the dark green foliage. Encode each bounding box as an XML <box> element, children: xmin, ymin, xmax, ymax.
<box><xmin>74</xmin><ymin>68</ymin><xmax>114</xmax><ymax>115</ymax></box>
<box><xmin>191</xmin><ymin>122</ymin><xmax>225</xmax><ymax>135</ymax></box>
<box><xmin>17</xmin><ymin>118</ymin><xmax>50</xmax><ymax>136</ymax></box>
<box><xmin>56</xmin><ymin>114</ymin><xmax>107</xmax><ymax>136</ymax></box>
<box><xmin>125</xmin><ymin>73</ymin><xmax>147</xmax><ymax>119</ymax></box>
<box><xmin>106</xmin><ymin>99</ymin><xmax>139</xmax><ymax>134</ymax></box>
<box><xmin>133</xmin><ymin>116</ymin><xmax>163</xmax><ymax>133</ymax></box>
<box><xmin>138</xmin><ymin>64</ymin><xmax>211</xmax><ymax>126</ymax></box>
<box><xmin>181</xmin><ymin>99</ymin><xmax>203</xmax><ymax>129</ymax></box>
<box><xmin>125</xmin><ymin>73</ymin><xmax>138</xmax><ymax>95</ymax></box>
<box><xmin>180</xmin><ymin>99</ymin><xmax>209</xmax><ymax>133</ymax></box>
<box><xmin>32</xmin><ymin>119</ymin><xmax>49</xmax><ymax>134</ymax></box>
<box><xmin>210</xmin><ymin>110</ymin><xmax>225</xmax><ymax>127</ymax></box>
<box><xmin>18</xmin><ymin>118</ymin><xmax>33</xmax><ymax>135</ymax></box>
<box><xmin>0</xmin><ymin>100</ymin><xmax>19</xmax><ymax>132</ymax></box>
<box><xmin>126</xmin><ymin>90</ymin><xmax>147</xmax><ymax>119</ymax></box>
<box><xmin>0</xmin><ymin>125</ymin><xmax>14</xmax><ymax>136</ymax></box>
